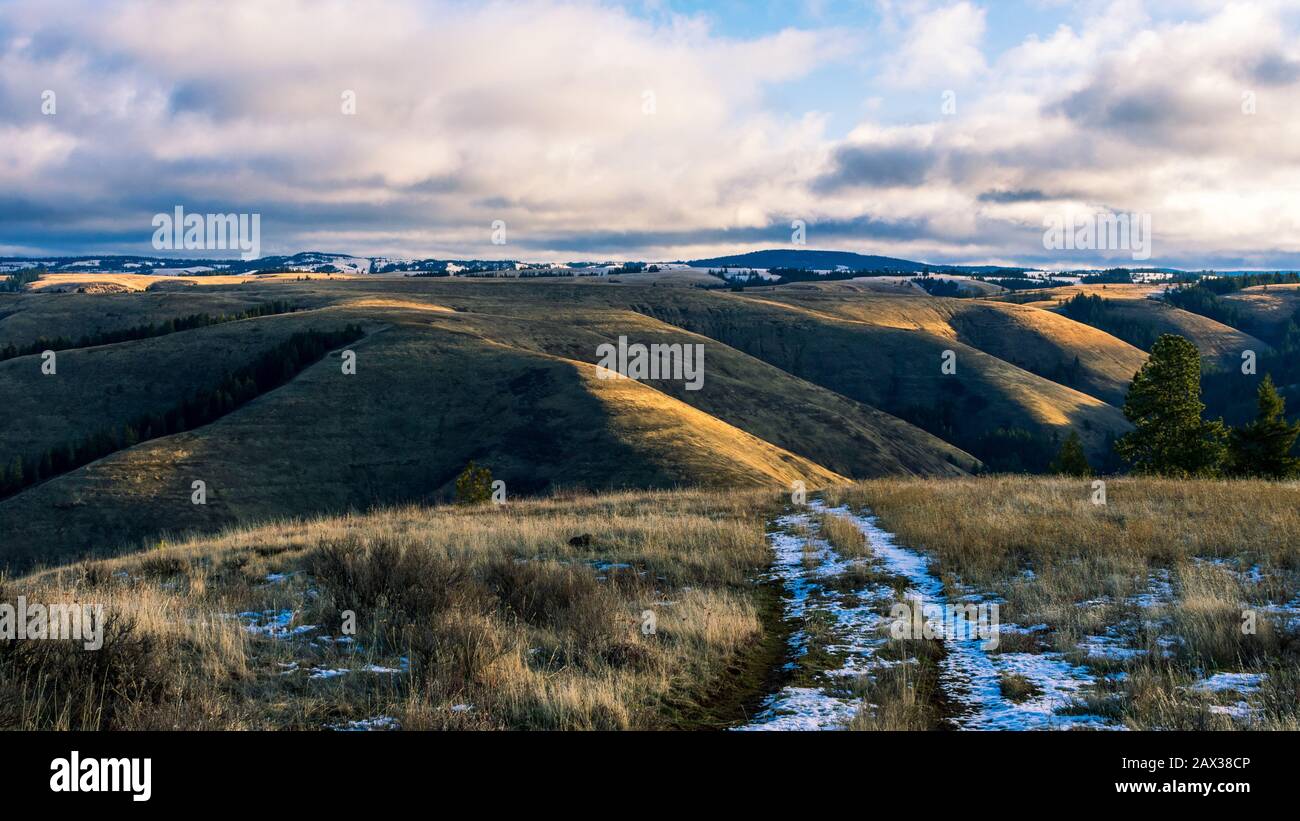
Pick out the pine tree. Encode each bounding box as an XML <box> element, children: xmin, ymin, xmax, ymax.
<box><xmin>1227</xmin><ymin>375</ymin><xmax>1300</xmax><ymax>478</ymax></box>
<box><xmin>454</xmin><ymin>461</ymin><xmax>494</xmax><ymax>505</ymax></box>
<box><xmin>1050</xmin><ymin>430</ymin><xmax>1093</xmax><ymax>476</ymax></box>
<box><xmin>1114</xmin><ymin>334</ymin><xmax>1228</xmax><ymax>477</ymax></box>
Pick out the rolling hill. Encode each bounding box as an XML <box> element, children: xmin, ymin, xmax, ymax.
<box><xmin>0</xmin><ymin>272</ymin><xmax>1176</xmax><ymax>571</ymax></box>
<box><xmin>1005</xmin><ymin>285</ymin><xmax>1271</xmax><ymax>366</ymax></box>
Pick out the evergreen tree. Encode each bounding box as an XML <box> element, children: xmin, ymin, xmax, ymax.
<box><xmin>1050</xmin><ymin>430</ymin><xmax>1093</xmax><ymax>476</ymax></box>
<box><xmin>1114</xmin><ymin>334</ymin><xmax>1228</xmax><ymax>476</ymax></box>
<box><xmin>1227</xmin><ymin>374</ymin><xmax>1300</xmax><ymax>478</ymax></box>
<box><xmin>454</xmin><ymin>461</ymin><xmax>494</xmax><ymax>504</ymax></box>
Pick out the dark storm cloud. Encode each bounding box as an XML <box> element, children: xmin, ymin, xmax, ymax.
<box><xmin>812</xmin><ymin>143</ymin><xmax>935</xmax><ymax>191</ymax></box>
<box><xmin>1249</xmin><ymin>53</ymin><xmax>1300</xmax><ymax>86</ymax></box>
<box><xmin>529</xmin><ymin>214</ymin><xmax>933</xmax><ymax>254</ymax></box>
<box><xmin>1055</xmin><ymin>81</ymin><xmax>1186</xmax><ymax>132</ymax></box>
<box><xmin>977</xmin><ymin>189</ymin><xmax>1051</xmax><ymax>203</ymax></box>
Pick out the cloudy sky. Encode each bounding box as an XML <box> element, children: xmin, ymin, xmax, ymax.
<box><xmin>2</xmin><ymin>0</ymin><xmax>1299</xmax><ymax>268</ymax></box>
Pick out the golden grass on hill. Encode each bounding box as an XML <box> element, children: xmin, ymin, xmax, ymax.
<box><xmin>829</xmin><ymin>477</ymin><xmax>1300</xmax><ymax>596</ymax></box>
<box><xmin>3</xmin><ymin>478</ymin><xmax>1297</xmax><ymax>731</ymax></box>
<box><xmin>1221</xmin><ymin>283</ymin><xmax>1300</xmax><ymax>328</ymax></box>
<box><xmin>1</xmin><ymin>488</ymin><xmax>782</xmax><ymax>731</ymax></box>
<box><xmin>3</xmin><ymin>280</ymin><xmax>986</xmax><ymax>570</ymax></box>
<box><xmin>0</xmin><ymin>321</ymin><xmax>846</xmax><ymax>571</ymax></box>
<box><xmin>580</xmin><ymin>364</ymin><xmax>844</xmax><ymax>488</ymax></box>
<box><xmin>1014</xmin><ymin>288</ymin><xmax>1271</xmax><ymax>363</ymax></box>
<box><xmin>632</xmin><ymin>289</ymin><xmax>1131</xmax><ymax>461</ymax></box>
<box><xmin>998</xmin><ymin>283</ymin><xmax>1166</xmax><ymax>308</ymax></box>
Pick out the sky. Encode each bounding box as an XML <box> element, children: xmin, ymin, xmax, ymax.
<box><xmin>1</xmin><ymin>0</ymin><xmax>1299</xmax><ymax>268</ymax></box>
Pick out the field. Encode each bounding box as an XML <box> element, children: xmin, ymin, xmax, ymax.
<box><xmin>4</xmin><ymin>479</ymin><xmax>1295</xmax><ymax>731</ymax></box>
<box><xmin>2</xmin><ymin>489</ymin><xmax>785</xmax><ymax>730</ymax></box>
<box><xmin>1</xmin><ymin>273</ymin><xmax>1295</xmax><ymax>732</ymax></box>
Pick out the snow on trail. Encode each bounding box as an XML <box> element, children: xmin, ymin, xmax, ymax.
<box><xmin>739</xmin><ymin>502</ymin><xmax>1118</xmax><ymax>731</ymax></box>
<box><xmin>832</xmin><ymin>503</ymin><xmax>1115</xmax><ymax>731</ymax></box>
<box><xmin>735</xmin><ymin>510</ymin><xmax>891</xmax><ymax>730</ymax></box>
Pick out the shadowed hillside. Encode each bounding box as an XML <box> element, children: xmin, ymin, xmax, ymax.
<box><xmin>745</xmin><ymin>288</ymin><xmax>1147</xmax><ymax>405</ymax></box>
<box><xmin>623</xmin><ymin>288</ymin><xmax>1131</xmax><ymax>466</ymax></box>
<box><xmin>1003</xmin><ymin>285</ymin><xmax>1270</xmax><ymax>366</ymax></box>
<box><xmin>0</xmin><ymin>319</ymin><xmax>841</xmax><ymax>570</ymax></box>
<box><xmin>0</xmin><ymin>274</ymin><xmax>1170</xmax><ymax>570</ymax></box>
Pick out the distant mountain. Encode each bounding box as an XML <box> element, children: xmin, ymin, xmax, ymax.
<box><xmin>688</xmin><ymin>249</ymin><xmax>924</xmax><ymax>271</ymax></box>
<box><xmin>12</xmin><ymin>249</ymin><xmax>1279</xmax><ymax>278</ymax></box>
<box><xmin>686</xmin><ymin>249</ymin><xmax>1027</xmax><ymax>275</ymax></box>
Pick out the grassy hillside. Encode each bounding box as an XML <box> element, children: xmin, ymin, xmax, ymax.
<box><xmin>1221</xmin><ymin>283</ymin><xmax>1300</xmax><ymax>336</ymax></box>
<box><xmin>0</xmin><ymin>320</ymin><xmax>840</xmax><ymax>570</ymax></box>
<box><xmin>1</xmin><ymin>488</ymin><xmax>784</xmax><ymax>730</ymax></box>
<box><xmin>1</xmin><ymin>278</ymin><xmax>989</xmax><ymax>570</ymax></box>
<box><xmin>452</xmin><ymin>306</ymin><xmax>976</xmax><ymax>478</ymax></box>
<box><xmin>829</xmin><ymin>476</ymin><xmax>1300</xmax><ymax>730</ymax></box>
<box><xmin>0</xmin><ymin>307</ymin><xmax>353</xmax><ymax>467</ymax></box>
<box><xmin>6</xmin><ymin>478</ymin><xmax>1295</xmax><ymax>731</ymax></box>
<box><xmin>625</xmin><ymin>288</ymin><xmax>1130</xmax><ymax>466</ymax></box>
<box><xmin>0</xmin><ymin>290</ymin><xmax>293</xmax><ymax>348</ymax></box>
<box><xmin>1008</xmin><ymin>285</ymin><xmax>1270</xmax><ymax>366</ymax></box>
<box><xmin>0</xmin><ymin>273</ymin><xmax>1195</xmax><ymax>571</ymax></box>
<box><xmin>747</xmin><ymin>289</ymin><xmax>1147</xmax><ymax>405</ymax></box>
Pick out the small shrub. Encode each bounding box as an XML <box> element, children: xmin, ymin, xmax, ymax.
<box><xmin>0</xmin><ymin>610</ymin><xmax>170</xmax><ymax>730</ymax></box>
<box><xmin>454</xmin><ymin>461</ymin><xmax>494</xmax><ymax>505</ymax></box>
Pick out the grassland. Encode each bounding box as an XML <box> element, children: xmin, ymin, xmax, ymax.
<box><xmin>0</xmin><ymin>321</ymin><xmax>837</xmax><ymax>571</ymax></box>
<box><xmin>1</xmin><ymin>489</ymin><xmax>783</xmax><ymax>730</ymax></box>
<box><xmin>1</xmin><ymin>272</ymin><xmax>1294</xmax><ymax>732</ymax></box>
<box><xmin>827</xmin><ymin>477</ymin><xmax>1300</xmax><ymax>730</ymax></box>
<box><xmin>2</xmin><ymin>277</ymin><xmax>989</xmax><ymax>570</ymax></box>
<box><xmin>753</xmin><ymin>288</ymin><xmax>1149</xmax><ymax>405</ymax></box>
<box><xmin>1222</xmin><ymin>282</ymin><xmax>1300</xmax><ymax>335</ymax></box>
<box><xmin>4</xmin><ymin>477</ymin><xmax>1294</xmax><ymax>730</ymax></box>
<box><xmin>628</xmin><ymin>288</ymin><xmax>1131</xmax><ymax>463</ymax></box>
<box><xmin>13</xmin><ymin>272</ymin><xmax>1274</xmax><ymax>569</ymax></box>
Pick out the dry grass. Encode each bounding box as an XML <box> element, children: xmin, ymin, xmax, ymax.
<box><xmin>999</xmin><ymin>672</ymin><xmax>1042</xmax><ymax>703</ymax></box>
<box><xmin>2</xmin><ymin>487</ymin><xmax>781</xmax><ymax>730</ymax></box>
<box><xmin>827</xmin><ymin>476</ymin><xmax>1300</xmax><ymax>729</ymax></box>
<box><xmin>816</xmin><ymin>512</ymin><xmax>870</xmax><ymax>558</ymax></box>
<box><xmin>6</xmin><ymin>475</ymin><xmax>1297</xmax><ymax>731</ymax></box>
<box><xmin>850</xmin><ymin>635</ymin><xmax>948</xmax><ymax>730</ymax></box>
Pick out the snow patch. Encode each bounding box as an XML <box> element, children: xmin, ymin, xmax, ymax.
<box><xmin>329</xmin><ymin>716</ymin><xmax>400</xmax><ymax>731</ymax></box>
<box><xmin>738</xmin><ymin>504</ymin><xmax>1119</xmax><ymax>731</ymax></box>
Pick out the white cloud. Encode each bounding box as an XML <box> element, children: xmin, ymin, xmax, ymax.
<box><xmin>884</xmin><ymin>1</ymin><xmax>988</xmax><ymax>87</ymax></box>
<box><xmin>0</xmin><ymin>123</ymin><xmax>78</xmax><ymax>180</ymax></box>
<box><xmin>0</xmin><ymin>0</ymin><xmax>1298</xmax><ymax>267</ymax></box>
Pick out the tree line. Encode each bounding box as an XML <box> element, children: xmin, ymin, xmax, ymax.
<box><xmin>0</xmin><ymin>324</ymin><xmax>363</xmax><ymax>499</ymax></box>
<box><xmin>1</xmin><ymin>268</ymin><xmax>44</xmax><ymax>292</ymax></box>
<box><xmin>1059</xmin><ymin>293</ymin><xmax>1160</xmax><ymax>350</ymax></box>
<box><xmin>0</xmin><ymin>300</ymin><xmax>298</xmax><ymax>362</ymax></box>
<box><xmin>1164</xmin><ymin>274</ymin><xmax>1300</xmax><ymax>331</ymax></box>
<box><xmin>1050</xmin><ymin>333</ymin><xmax>1300</xmax><ymax>479</ymax></box>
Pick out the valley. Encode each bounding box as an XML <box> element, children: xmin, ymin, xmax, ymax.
<box><xmin>2</xmin><ymin>269</ymin><xmax>1295</xmax><ymax>733</ymax></box>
